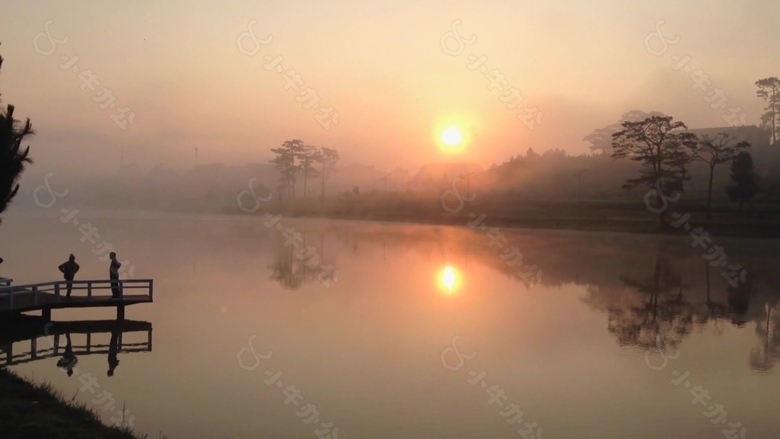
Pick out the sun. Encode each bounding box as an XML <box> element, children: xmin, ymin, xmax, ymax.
<box><xmin>434</xmin><ymin>115</ymin><xmax>476</xmax><ymax>153</ymax></box>
<box><xmin>441</xmin><ymin>126</ymin><xmax>463</xmax><ymax>147</ymax></box>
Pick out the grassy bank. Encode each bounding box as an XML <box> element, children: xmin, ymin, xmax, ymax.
<box><xmin>225</xmin><ymin>192</ymin><xmax>780</xmax><ymax>238</ymax></box>
<box><xmin>0</xmin><ymin>368</ymin><xmax>160</xmax><ymax>439</ymax></box>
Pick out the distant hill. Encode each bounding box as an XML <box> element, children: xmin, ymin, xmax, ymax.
<box><xmin>687</xmin><ymin>125</ymin><xmax>770</xmax><ymax>146</ymax></box>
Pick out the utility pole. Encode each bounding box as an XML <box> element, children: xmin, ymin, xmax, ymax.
<box><xmin>195</xmin><ymin>147</ymin><xmax>198</xmax><ymax>163</ymax></box>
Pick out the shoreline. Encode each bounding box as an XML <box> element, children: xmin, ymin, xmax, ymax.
<box><xmin>9</xmin><ymin>200</ymin><xmax>779</xmax><ymax>238</ymax></box>
<box><xmin>0</xmin><ymin>368</ymin><xmax>153</xmax><ymax>439</ymax></box>
<box><xmin>222</xmin><ymin>206</ymin><xmax>780</xmax><ymax>239</ymax></box>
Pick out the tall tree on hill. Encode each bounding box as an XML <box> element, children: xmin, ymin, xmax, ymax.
<box><xmin>270</xmin><ymin>139</ymin><xmax>304</xmax><ymax>200</ymax></box>
<box><xmin>687</xmin><ymin>133</ymin><xmax>750</xmax><ymax>220</ymax></box>
<box><xmin>316</xmin><ymin>147</ymin><xmax>340</xmax><ymax>201</ymax></box>
<box><xmin>756</xmin><ymin>77</ymin><xmax>780</xmax><ymax>144</ymax></box>
<box><xmin>725</xmin><ymin>151</ymin><xmax>760</xmax><ymax>210</ymax></box>
<box><xmin>611</xmin><ymin>115</ymin><xmax>697</xmax><ymax>227</ymax></box>
<box><xmin>0</xmin><ymin>43</ymin><xmax>34</xmax><ymax>219</ymax></box>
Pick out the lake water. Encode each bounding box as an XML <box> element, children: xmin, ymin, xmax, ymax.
<box><xmin>1</xmin><ymin>210</ymin><xmax>779</xmax><ymax>439</ymax></box>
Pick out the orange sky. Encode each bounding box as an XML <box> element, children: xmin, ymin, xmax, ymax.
<box><xmin>1</xmin><ymin>0</ymin><xmax>778</xmax><ymax>176</ymax></box>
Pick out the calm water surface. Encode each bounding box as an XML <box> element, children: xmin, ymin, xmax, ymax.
<box><xmin>1</xmin><ymin>210</ymin><xmax>779</xmax><ymax>438</ymax></box>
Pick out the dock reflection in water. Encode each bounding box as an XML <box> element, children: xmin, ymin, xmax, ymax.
<box><xmin>0</xmin><ymin>319</ymin><xmax>153</xmax><ymax>376</ymax></box>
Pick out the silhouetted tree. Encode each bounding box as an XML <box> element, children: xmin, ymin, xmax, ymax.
<box><xmin>298</xmin><ymin>143</ymin><xmax>320</xmax><ymax>198</ymax></box>
<box><xmin>270</xmin><ymin>139</ymin><xmax>304</xmax><ymax>200</ymax></box>
<box><xmin>270</xmin><ymin>150</ymin><xmax>293</xmax><ymax>200</ymax></box>
<box><xmin>584</xmin><ymin>111</ymin><xmax>666</xmax><ymax>154</ymax></box>
<box><xmin>611</xmin><ymin>115</ymin><xmax>697</xmax><ymax>227</ymax></box>
<box><xmin>725</xmin><ymin>152</ymin><xmax>759</xmax><ymax>210</ymax></box>
<box><xmin>524</xmin><ymin>147</ymin><xmax>540</xmax><ymax>162</ymax></box>
<box><xmin>669</xmin><ymin>149</ymin><xmax>695</xmax><ymax>194</ymax></box>
<box><xmin>316</xmin><ymin>147</ymin><xmax>340</xmax><ymax>201</ymax></box>
<box><xmin>687</xmin><ymin>133</ymin><xmax>751</xmax><ymax>220</ymax></box>
<box><xmin>755</xmin><ymin>77</ymin><xmax>780</xmax><ymax>144</ymax></box>
<box><xmin>0</xmin><ymin>44</ymin><xmax>34</xmax><ymax>218</ymax></box>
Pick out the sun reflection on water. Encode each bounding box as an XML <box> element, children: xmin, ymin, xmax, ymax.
<box><xmin>439</xmin><ymin>263</ymin><xmax>459</xmax><ymax>293</ymax></box>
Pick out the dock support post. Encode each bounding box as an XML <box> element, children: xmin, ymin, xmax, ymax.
<box><xmin>117</xmin><ymin>305</ymin><xmax>125</xmax><ymax>321</ymax></box>
<box><xmin>42</xmin><ymin>308</ymin><xmax>51</xmax><ymax>322</ymax></box>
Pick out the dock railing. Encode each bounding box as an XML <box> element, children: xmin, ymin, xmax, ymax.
<box><xmin>0</xmin><ymin>279</ymin><xmax>153</xmax><ymax>312</ymax></box>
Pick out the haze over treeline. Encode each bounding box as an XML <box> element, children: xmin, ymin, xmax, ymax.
<box><xmin>12</xmin><ymin>122</ymin><xmax>780</xmax><ymax>215</ymax></box>
<box><xmin>2</xmin><ymin>0</ymin><xmax>780</xmax><ymax>178</ymax></box>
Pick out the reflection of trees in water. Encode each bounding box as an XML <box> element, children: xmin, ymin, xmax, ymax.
<box><xmin>750</xmin><ymin>302</ymin><xmax>780</xmax><ymax>373</ymax></box>
<box><xmin>725</xmin><ymin>277</ymin><xmax>753</xmax><ymax>327</ymax></box>
<box><xmin>294</xmin><ymin>223</ymin><xmax>780</xmax><ymax>370</ymax></box>
<box><xmin>701</xmin><ymin>263</ymin><xmax>728</xmax><ymax>329</ymax></box>
<box><xmin>587</xmin><ymin>246</ymin><xmax>780</xmax><ymax>373</ymax></box>
<box><xmin>605</xmin><ymin>249</ymin><xmax>695</xmax><ymax>352</ymax></box>
<box><xmin>697</xmin><ymin>263</ymin><xmax>755</xmax><ymax>332</ymax></box>
<box><xmin>267</xmin><ymin>231</ymin><xmax>323</xmax><ymax>290</ymax></box>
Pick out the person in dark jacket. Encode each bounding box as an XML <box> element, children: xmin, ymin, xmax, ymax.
<box><xmin>109</xmin><ymin>252</ymin><xmax>122</xmax><ymax>299</ymax></box>
<box><xmin>58</xmin><ymin>254</ymin><xmax>80</xmax><ymax>298</ymax></box>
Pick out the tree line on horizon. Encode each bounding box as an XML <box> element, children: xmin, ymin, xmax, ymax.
<box><xmin>575</xmin><ymin>76</ymin><xmax>778</xmax><ymax>226</ymax></box>
<box><xmin>610</xmin><ymin>115</ymin><xmax>756</xmax><ymax>224</ymax></box>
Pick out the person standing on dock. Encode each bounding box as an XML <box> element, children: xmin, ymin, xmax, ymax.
<box><xmin>58</xmin><ymin>254</ymin><xmax>80</xmax><ymax>298</ymax></box>
<box><xmin>109</xmin><ymin>252</ymin><xmax>122</xmax><ymax>299</ymax></box>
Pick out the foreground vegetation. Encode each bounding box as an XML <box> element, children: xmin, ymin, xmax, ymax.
<box><xmin>0</xmin><ymin>368</ymin><xmax>162</xmax><ymax>439</ymax></box>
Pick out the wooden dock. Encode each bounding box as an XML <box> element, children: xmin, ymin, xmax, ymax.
<box><xmin>0</xmin><ymin>279</ymin><xmax>153</xmax><ymax>321</ymax></box>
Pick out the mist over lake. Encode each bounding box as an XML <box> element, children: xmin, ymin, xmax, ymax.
<box><xmin>2</xmin><ymin>210</ymin><xmax>778</xmax><ymax>438</ymax></box>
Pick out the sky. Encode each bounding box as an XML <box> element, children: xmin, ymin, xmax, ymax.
<box><xmin>0</xmin><ymin>0</ymin><xmax>778</xmax><ymax>176</ymax></box>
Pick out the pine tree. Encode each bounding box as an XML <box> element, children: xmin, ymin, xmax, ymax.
<box><xmin>0</xmin><ymin>43</ymin><xmax>35</xmax><ymax>218</ymax></box>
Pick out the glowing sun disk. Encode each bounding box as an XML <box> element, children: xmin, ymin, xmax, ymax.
<box><xmin>442</xmin><ymin>126</ymin><xmax>463</xmax><ymax>146</ymax></box>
